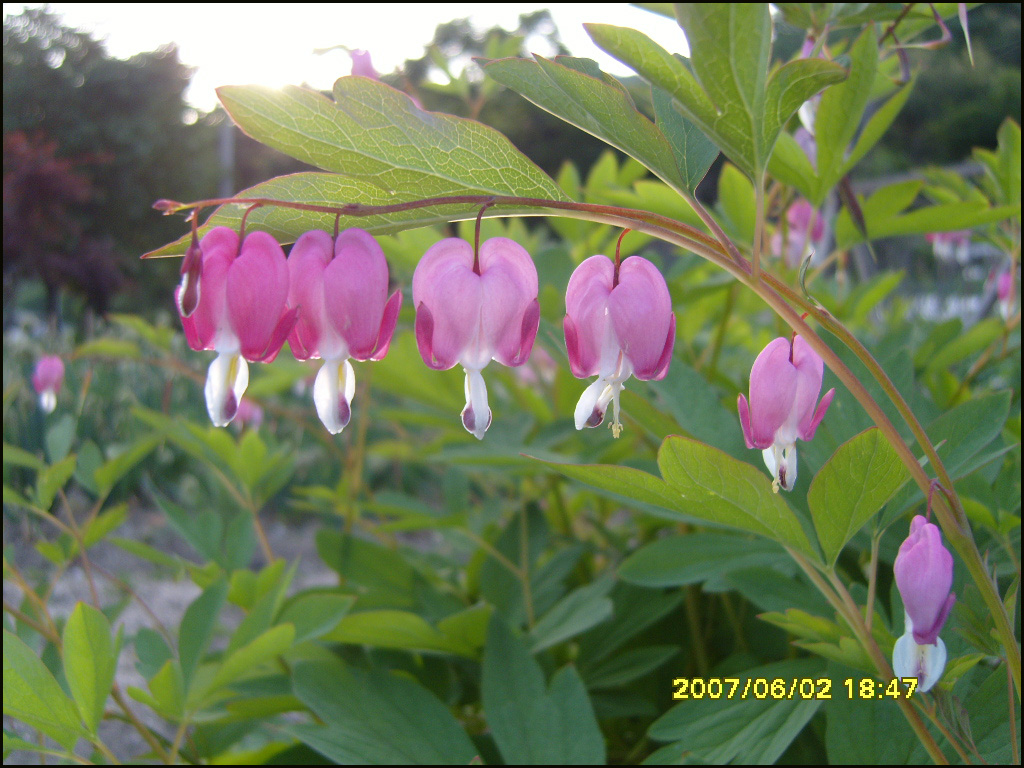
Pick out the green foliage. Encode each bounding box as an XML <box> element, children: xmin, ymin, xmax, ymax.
<box><xmin>3</xmin><ymin>3</ymin><xmax>1021</xmax><ymax>765</ymax></box>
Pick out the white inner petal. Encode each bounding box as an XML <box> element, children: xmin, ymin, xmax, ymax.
<box><xmin>205</xmin><ymin>351</ymin><xmax>249</xmax><ymax>427</ymax></box>
<box><xmin>313</xmin><ymin>357</ymin><xmax>356</xmax><ymax>434</ymax></box>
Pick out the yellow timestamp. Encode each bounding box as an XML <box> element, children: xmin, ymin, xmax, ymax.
<box><xmin>671</xmin><ymin>677</ymin><xmax>918</xmax><ymax>700</ymax></box>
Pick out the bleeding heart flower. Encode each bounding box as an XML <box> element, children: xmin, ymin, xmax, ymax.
<box><xmin>287</xmin><ymin>228</ymin><xmax>401</xmax><ymax>434</ymax></box>
<box><xmin>413</xmin><ymin>237</ymin><xmax>539</xmax><ymax>439</ymax></box>
<box><xmin>737</xmin><ymin>335</ymin><xmax>834</xmax><ymax>491</ymax></box>
<box><xmin>32</xmin><ymin>355</ymin><xmax>65</xmax><ymax>414</ymax></box>
<box><xmin>177</xmin><ymin>226</ymin><xmax>297</xmax><ymax>427</ymax></box>
<box><xmin>564</xmin><ymin>254</ymin><xmax>675</xmax><ymax>436</ymax></box>
<box><xmin>771</xmin><ymin>199</ymin><xmax>825</xmax><ymax>268</ymax></box>
<box><xmin>892</xmin><ymin>515</ymin><xmax>955</xmax><ymax>693</ymax></box>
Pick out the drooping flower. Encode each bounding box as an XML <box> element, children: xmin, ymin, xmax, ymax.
<box><xmin>771</xmin><ymin>199</ymin><xmax>825</xmax><ymax>268</ymax></box>
<box><xmin>177</xmin><ymin>226</ymin><xmax>297</xmax><ymax>427</ymax></box>
<box><xmin>737</xmin><ymin>335</ymin><xmax>834</xmax><ymax>491</ymax></box>
<box><xmin>413</xmin><ymin>237</ymin><xmax>539</xmax><ymax>439</ymax></box>
<box><xmin>287</xmin><ymin>228</ymin><xmax>401</xmax><ymax>434</ymax></box>
<box><xmin>926</xmin><ymin>230</ymin><xmax>971</xmax><ymax>264</ymax></box>
<box><xmin>892</xmin><ymin>515</ymin><xmax>955</xmax><ymax>693</ymax></box>
<box><xmin>32</xmin><ymin>355</ymin><xmax>65</xmax><ymax>414</ymax></box>
<box><xmin>233</xmin><ymin>398</ymin><xmax>264</xmax><ymax>431</ymax></box>
<box><xmin>564</xmin><ymin>255</ymin><xmax>675</xmax><ymax>437</ymax></box>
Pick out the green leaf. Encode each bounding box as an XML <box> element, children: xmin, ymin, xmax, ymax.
<box><xmin>322</xmin><ymin>609</ymin><xmax>476</xmax><ymax>657</ymax></box>
<box><xmin>717</xmin><ymin>162</ymin><xmax>756</xmax><ymax>243</ymax></box>
<box><xmin>35</xmin><ymin>454</ymin><xmax>76</xmax><ymax>510</ymax></box>
<box><xmin>73</xmin><ymin>338</ymin><xmax>140</xmax><ymax>359</ymax></box>
<box><xmin>587</xmin><ymin>8</ymin><xmax>843</xmax><ymax>179</ymax></box>
<box><xmin>811</xmin><ymin>29</ymin><xmax>878</xmax><ymax>202</ymax></box>
<box><xmin>657</xmin><ymin>436</ymin><xmax>815</xmax><ymax>556</ymax></box>
<box><xmin>483</xmin><ymin>55</ymin><xmax>688</xmax><ymax>193</ymax></box>
<box><xmin>825</xmin><ymin>686</ymin><xmax>922</xmax><ymax>763</ymax></box>
<box><xmin>2</xmin><ymin>630</ymin><xmax>85</xmax><ymax>751</ymax></box>
<box><xmin>652</xmin><ymin>86</ymin><xmax>718</xmax><ymax>192</ymax></box>
<box><xmin>482</xmin><ymin>615</ymin><xmax>605</xmax><ymax>765</ymax></box>
<box><xmin>82</xmin><ymin>502</ymin><xmax>128</xmax><ymax>547</ymax></box>
<box><xmin>619</xmin><ymin>532</ymin><xmax>788</xmax><ymax>587</ymax></box>
<box><xmin>808</xmin><ymin>429</ymin><xmax>911</xmax><ymax>566</ymax></box>
<box><xmin>221</xmin><ymin>79</ymin><xmax>567</xmax><ymax>201</ymax></box>
<box><xmin>924</xmin><ymin>318</ymin><xmax>1005</xmax><ymax>374</ymax></box>
<box><xmin>844</xmin><ymin>80</ymin><xmax>914</xmax><ymax>174</ymax></box>
<box><xmin>1</xmin><ymin>443</ymin><xmax>45</xmax><ymax>470</ymax></box>
<box><xmin>530</xmin><ymin>575</ymin><xmax>614</xmax><ymax>652</ymax></box>
<box><xmin>62</xmin><ymin>603</ymin><xmax>120</xmax><ymax>734</ymax></box>
<box><xmin>277</xmin><ymin>592</ymin><xmax>355</xmax><ymax>644</ymax></box>
<box><xmin>205</xmin><ymin>624</ymin><xmax>294</xmax><ymax>694</ymax></box>
<box><xmin>93</xmin><ymin>434</ymin><xmax>162</xmax><ymax>495</ymax></box>
<box><xmin>650</xmin><ymin>658</ymin><xmax>824</xmax><ymax>763</ymax></box>
<box><xmin>586</xmin><ymin>23</ymin><xmax>755</xmax><ymax>175</ymax></box>
<box><xmin>44</xmin><ymin>414</ymin><xmax>76</xmax><ymax>464</ymax></box>
<box><xmin>179</xmin><ymin>581</ymin><xmax>228</xmax><ymax>691</ymax></box>
<box><xmin>290</xmin><ymin>660</ymin><xmax>478</xmax><ymax>764</ymax></box>
<box><xmin>584</xmin><ymin>645</ymin><xmax>679</xmax><ymax>689</ymax></box>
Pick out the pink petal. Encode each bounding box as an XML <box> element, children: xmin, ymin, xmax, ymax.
<box><xmin>256</xmin><ymin>306</ymin><xmax>299</xmax><ymax>363</ymax></box>
<box><xmin>791</xmin><ymin>335</ymin><xmax>826</xmax><ymax>437</ymax></box>
<box><xmin>506</xmin><ymin>298</ymin><xmax>540</xmax><ymax>367</ymax></box>
<box><xmin>647</xmin><ymin>314</ymin><xmax>676</xmax><ymax>381</ymax></box>
<box><xmin>287</xmin><ymin>229</ymin><xmax>333</xmax><ymax>361</ymax></box>
<box><xmin>564</xmin><ymin>255</ymin><xmax>614</xmax><ymax>378</ymax></box>
<box><xmin>325</xmin><ymin>228</ymin><xmax>390</xmax><ymax>360</ymax></box>
<box><xmin>609</xmin><ymin>256</ymin><xmax>674</xmax><ymax>379</ymax></box>
<box><xmin>370</xmin><ymin>290</ymin><xmax>403</xmax><ymax>361</ymax></box>
<box><xmin>32</xmin><ymin>356</ymin><xmax>65</xmax><ymax>394</ymax></box>
<box><xmin>747</xmin><ymin>338</ymin><xmax>798</xmax><ymax>449</ymax></box>
<box><xmin>737</xmin><ymin>394</ymin><xmax>756</xmax><ymax>449</ymax></box>
<box><xmin>226</xmin><ymin>231</ymin><xmax>289</xmax><ymax>360</ymax></box>
<box><xmin>413</xmin><ymin>239</ymin><xmax>481</xmax><ymax>370</ymax></box>
<box><xmin>800</xmin><ymin>387</ymin><xmax>835</xmax><ymax>441</ymax></box>
<box><xmin>186</xmin><ymin>227</ymin><xmax>238</xmax><ymax>350</ymax></box>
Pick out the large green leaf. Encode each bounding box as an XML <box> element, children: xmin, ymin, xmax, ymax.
<box><xmin>808</xmin><ymin>28</ymin><xmax>878</xmax><ymax>203</ymax></box>
<box><xmin>587</xmin><ymin>12</ymin><xmax>844</xmax><ymax>178</ymax></box>
<box><xmin>808</xmin><ymin>428</ymin><xmax>911</xmax><ymax>566</ymax></box>
<box><xmin>484</xmin><ymin>56</ymin><xmax>691</xmax><ymax>194</ymax></box>
<box><xmin>530</xmin><ymin>575</ymin><xmax>614</xmax><ymax>652</ymax></box>
<box><xmin>290</xmin><ymin>660</ymin><xmax>478</xmax><ymax>765</ymax></box>
<box><xmin>657</xmin><ymin>436</ymin><xmax>816</xmax><ymax>556</ymax></box>
<box><xmin>148</xmin><ymin>77</ymin><xmax>569</xmax><ymax>257</ymax></box>
<box><xmin>178</xmin><ymin>580</ymin><xmax>228</xmax><ymax>691</ymax></box>
<box><xmin>619</xmin><ymin>532</ymin><xmax>788</xmax><ymax>587</ymax></box>
<box><xmin>322</xmin><ymin>609</ymin><xmax>477</xmax><ymax>657</ymax></box>
<box><xmin>649</xmin><ymin>658</ymin><xmax>825</xmax><ymax>763</ymax></box>
<box><xmin>62</xmin><ymin>603</ymin><xmax>121</xmax><ymax>735</ymax></box>
<box><xmin>482</xmin><ymin>615</ymin><xmax>605</xmax><ymax>765</ymax></box>
<box><xmin>3</xmin><ymin>630</ymin><xmax>85</xmax><ymax>751</ymax></box>
<box><xmin>652</xmin><ymin>87</ymin><xmax>719</xmax><ymax>192</ymax></box>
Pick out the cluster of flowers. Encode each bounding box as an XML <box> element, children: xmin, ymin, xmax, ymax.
<box><xmin>174</xmin><ymin>225</ymin><xmax>676</xmax><ymax>442</ymax></box>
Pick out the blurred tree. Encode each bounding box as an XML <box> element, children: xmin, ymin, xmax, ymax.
<box><xmin>3</xmin><ymin>7</ymin><xmax>218</xmax><ymax>322</ymax></box>
<box><xmin>863</xmin><ymin>3</ymin><xmax>1021</xmax><ymax>173</ymax></box>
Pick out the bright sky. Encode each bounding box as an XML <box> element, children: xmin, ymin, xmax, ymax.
<box><xmin>3</xmin><ymin>3</ymin><xmax>689</xmax><ymax>111</ymax></box>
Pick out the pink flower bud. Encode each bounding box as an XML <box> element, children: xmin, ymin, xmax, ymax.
<box><xmin>233</xmin><ymin>398</ymin><xmax>264</xmax><ymax>431</ymax></box>
<box><xmin>737</xmin><ymin>336</ymin><xmax>834</xmax><ymax>491</ymax></box>
<box><xmin>32</xmin><ymin>355</ymin><xmax>65</xmax><ymax>414</ymax></box>
<box><xmin>176</xmin><ymin>226</ymin><xmax>298</xmax><ymax>427</ymax></box>
<box><xmin>892</xmin><ymin>515</ymin><xmax>955</xmax><ymax>692</ymax></box>
<box><xmin>413</xmin><ymin>237</ymin><xmax>539</xmax><ymax>439</ymax></box>
<box><xmin>349</xmin><ymin>49</ymin><xmax>379</xmax><ymax>79</ymax></box>
<box><xmin>286</xmin><ymin>228</ymin><xmax>401</xmax><ymax>434</ymax></box>
<box><xmin>894</xmin><ymin>516</ymin><xmax>955</xmax><ymax>646</ymax></box>
<box><xmin>996</xmin><ymin>268</ymin><xmax>1015</xmax><ymax>321</ymax></box>
<box><xmin>564</xmin><ymin>254</ymin><xmax>675</xmax><ymax>436</ymax></box>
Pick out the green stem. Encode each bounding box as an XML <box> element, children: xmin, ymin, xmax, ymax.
<box><xmin>789</xmin><ymin>549</ymin><xmax>950</xmax><ymax>765</ymax></box>
<box><xmin>159</xmin><ymin>192</ymin><xmax>1019</xmax><ymax>695</ymax></box>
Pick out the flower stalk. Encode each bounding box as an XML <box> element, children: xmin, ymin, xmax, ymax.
<box><xmin>156</xmin><ymin>191</ymin><xmax>1020</xmax><ymax>700</ymax></box>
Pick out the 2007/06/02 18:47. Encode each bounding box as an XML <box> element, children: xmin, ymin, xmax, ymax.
<box><xmin>671</xmin><ymin>677</ymin><xmax>920</xmax><ymax>700</ymax></box>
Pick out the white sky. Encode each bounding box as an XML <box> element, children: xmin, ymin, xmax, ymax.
<box><xmin>3</xmin><ymin>3</ymin><xmax>689</xmax><ymax>111</ymax></box>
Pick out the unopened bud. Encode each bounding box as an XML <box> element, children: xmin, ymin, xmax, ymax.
<box><xmin>177</xmin><ymin>239</ymin><xmax>203</xmax><ymax>317</ymax></box>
